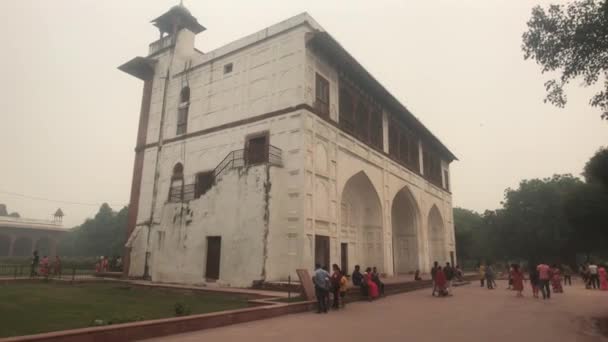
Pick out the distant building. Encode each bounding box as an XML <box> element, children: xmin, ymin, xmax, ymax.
<box><xmin>0</xmin><ymin>211</ymin><xmax>66</xmax><ymax>257</ymax></box>
<box><xmin>120</xmin><ymin>5</ymin><xmax>457</xmax><ymax>287</ymax></box>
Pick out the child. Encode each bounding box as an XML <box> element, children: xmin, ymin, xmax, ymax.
<box><xmin>339</xmin><ymin>273</ymin><xmax>348</xmax><ymax>308</ymax></box>
<box><xmin>529</xmin><ymin>268</ymin><xmax>540</xmax><ymax>298</ymax></box>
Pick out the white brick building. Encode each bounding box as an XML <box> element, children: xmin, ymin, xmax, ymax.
<box><xmin>119</xmin><ymin>5</ymin><xmax>457</xmax><ymax>287</ymax></box>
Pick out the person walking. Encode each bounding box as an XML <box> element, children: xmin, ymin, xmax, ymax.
<box><xmin>589</xmin><ymin>263</ymin><xmax>599</xmax><ymax>289</ymax></box>
<box><xmin>529</xmin><ymin>266</ymin><xmax>540</xmax><ymax>298</ymax></box>
<box><xmin>435</xmin><ymin>266</ymin><xmax>448</xmax><ymax>297</ymax></box>
<box><xmin>537</xmin><ymin>262</ymin><xmax>551</xmax><ymax>299</ymax></box>
<box><xmin>551</xmin><ymin>265</ymin><xmax>563</xmax><ymax>293</ymax></box>
<box><xmin>313</xmin><ymin>264</ymin><xmax>330</xmax><ymax>313</ymax></box>
<box><xmin>485</xmin><ymin>264</ymin><xmax>496</xmax><ymax>290</ymax></box>
<box><xmin>339</xmin><ymin>272</ymin><xmax>348</xmax><ymax>308</ymax></box>
<box><xmin>511</xmin><ymin>264</ymin><xmax>524</xmax><ymax>297</ymax></box>
<box><xmin>444</xmin><ymin>262</ymin><xmax>454</xmax><ymax>295</ymax></box>
<box><xmin>562</xmin><ymin>264</ymin><xmax>572</xmax><ymax>286</ymax></box>
<box><xmin>39</xmin><ymin>255</ymin><xmax>50</xmax><ymax>278</ymax></box>
<box><xmin>330</xmin><ymin>264</ymin><xmax>342</xmax><ymax>309</ymax></box>
<box><xmin>478</xmin><ymin>262</ymin><xmax>486</xmax><ymax>287</ymax></box>
<box><xmin>599</xmin><ymin>265</ymin><xmax>608</xmax><ymax>291</ymax></box>
<box><xmin>431</xmin><ymin>261</ymin><xmax>439</xmax><ymax>296</ymax></box>
<box><xmin>30</xmin><ymin>250</ymin><xmax>39</xmax><ymax>277</ymax></box>
<box><xmin>52</xmin><ymin>256</ymin><xmax>62</xmax><ymax>276</ymax></box>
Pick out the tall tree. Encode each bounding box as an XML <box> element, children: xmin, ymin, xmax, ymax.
<box><xmin>58</xmin><ymin>204</ymin><xmax>128</xmax><ymax>257</ymax></box>
<box><xmin>522</xmin><ymin>0</ymin><xmax>608</xmax><ymax>120</ymax></box>
<box><xmin>583</xmin><ymin>146</ymin><xmax>608</xmax><ymax>188</ymax></box>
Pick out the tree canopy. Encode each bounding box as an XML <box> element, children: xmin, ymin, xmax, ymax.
<box><xmin>455</xmin><ymin>148</ymin><xmax>608</xmax><ymax>265</ymax></box>
<box><xmin>583</xmin><ymin>146</ymin><xmax>608</xmax><ymax>188</ymax></box>
<box><xmin>58</xmin><ymin>204</ymin><xmax>128</xmax><ymax>257</ymax></box>
<box><xmin>522</xmin><ymin>0</ymin><xmax>608</xmax><ymax>120</ymax></box>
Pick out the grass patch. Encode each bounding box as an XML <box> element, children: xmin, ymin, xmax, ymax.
<box><xmin>0</xmin><ymin>282</ymin><xmax>250</xmax><ymax>338</ymax></box>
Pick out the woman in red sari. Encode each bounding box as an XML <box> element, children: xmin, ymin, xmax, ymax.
<box><xmin>551</xmin><ymin>265</ymin><xmax>563</xmax><ymax>293</ymax></box>
<box><xmin>435</xmin><ymin>266</ymin><xmax>448</xmax><ymax>297</ymax></box>
<box><xmin>364</xmin><ymin>267</ymin><xmax>379</xmax><ymax>300</ymax></box>
<box><xmin>599</xmin><ymin>265</ymin><xmax>608</xmax><ymax>291</ymax></box>
<box><xmin>511</xmin><ymin>264</ymin><xmax>524</xmax><ymax>297</ymax></box>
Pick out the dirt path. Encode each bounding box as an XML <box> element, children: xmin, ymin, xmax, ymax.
<box><xmin>145</xmin><ymin>280</ymin><xmax>608</xmax><ymax>342</ymax></box>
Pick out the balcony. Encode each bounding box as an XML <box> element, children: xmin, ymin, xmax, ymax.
<box><xmin>149</xmin><ymin>35</ymin><xmax>175</xmax><ymax>55</ymax></box>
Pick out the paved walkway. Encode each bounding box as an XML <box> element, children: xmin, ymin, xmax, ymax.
<box><xmin>146</xmin><ymin>280</ymin><xmax>608</xmax><ymax>342</ymax></box>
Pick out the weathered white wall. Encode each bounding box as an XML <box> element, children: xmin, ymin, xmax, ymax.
<box><xmin>149</xmin><ymin>165</ymin><xmax>269</xmax><ymax>287</ymax></box>
<box><xmin>128</xmin><ymin>111</ymin><xmax>305</xmax><ymax>285</ymax></box>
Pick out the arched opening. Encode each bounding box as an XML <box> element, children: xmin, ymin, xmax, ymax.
<box><xmin>168</xmin><ymin>163</ymin><xmax>185</xmax><ymax>202</ymax></box>
<box><xmin>35</xmin><ymin>237</ymin><xmax>51</xmax><ymax>257</ymax></box>
<box><xmin>13</xmin><ymin>237</ymin><xmax>32</xmax><ymax>257</ymax></box>
<box><xmin>391</xmin><ymin>187</ymin><xmax>419</xmax><ymax>274</ymax></box>
<box><xmin>340</xmin><ymin>171</ymin><xmax>383</xmax><ymax>272</ymax></box>
<box><xmin>428</xmin><ymin>205</ymin><xmax>446</xmax><ymax>264</ymax></box>
<box><xmin>0</xmin><ymin>235</ymin><xmax>10</xmax><ymax>256</ymax></box>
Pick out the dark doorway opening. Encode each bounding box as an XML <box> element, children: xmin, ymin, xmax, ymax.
<box><xmin>450</xmin><ymin>251</ymin><xmax>455</xmax><ymax>267</ymax></box>
<box><xmin>195</xmin><ymin>171</ymin><xmax>214</xmax><ymax>198</ymax></box>
<box><xmin>245</xmin><ymin>134</ymin><xmax>268</xmax><ymax>165</ymax></box>
<box><xmin>205</xmin><ymin>236</ymin><xmax>221</xmax><ymax>281</ymax></box>
<box><xmin>340</xmin><ymin>243</ymin><xmax>348</xmax><ymax>275</ymax></box>
<box><xmin>315</xmin><ymin>235</ymin><xmax>330</xmax><ymax>270</ymax></box>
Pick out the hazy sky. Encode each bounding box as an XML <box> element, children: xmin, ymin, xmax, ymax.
<box><xmin>1</xmin><ymin>0</ymin><xmax>605</xmax><ymax>227</ymax></box>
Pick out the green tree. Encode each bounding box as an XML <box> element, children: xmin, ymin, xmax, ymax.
<box><xmin>58</xmin><ymin>204</ymin><xmax>128</xmax><ymax>257</ymax></box>
<box><xmin>453</xmin><ymin>207</ymin><xmax>483</xmax><ymax>260</ymax></box>
<box><xmin>522</xmin><ymin>0</ymin><xmax>608</xmax><ymax>120</ymax></box>
<box><xmin>583</xmin><ymin>146</ymin><xmax>608</xmax><ymax>189</ymax></box>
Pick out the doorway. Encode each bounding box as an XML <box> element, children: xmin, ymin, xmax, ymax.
<box><xmin>205</xmin><ymin>236</ymin><xmax>221</xmax><ymax>280</ymax></box>
<box><xmin>340</xmin><ymin>243</ymin><xmax>348</xmax><ymax>275</ymax></box>
<box><xmin>245</xmin><ymin>133</ymin><xmax>268</xmax><ymax>165</ymax></box>
<box><xmin>315</xmin><ymin>235</ymin><xmax>330</xmax><ymax>269</ymax></box>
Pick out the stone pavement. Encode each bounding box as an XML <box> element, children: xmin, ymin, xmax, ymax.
<box><xmin>145</xmin><ymin>280</ymin><xmax>608</xmax><ymax>342</ymax></box>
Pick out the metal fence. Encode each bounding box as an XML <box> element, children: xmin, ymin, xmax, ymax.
<box><xmin>0</xmin><ymin>264</ymin><xmax>96</xmax><ymax>281</ymax></box>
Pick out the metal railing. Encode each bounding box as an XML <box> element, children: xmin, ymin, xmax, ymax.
<box><xmin>148</xmin><ymin>35</ymin><xmax>175</xmax><ymax>55</ymax></box>
<box><xmin>0</xmin><ymin>264</ymin><xmax>96</xmax><ymax>281</ymax></box>
<box><xmin>168</xmin><ymin>145</ymin><xmax>283</xmax><ymax>203</ymax></box>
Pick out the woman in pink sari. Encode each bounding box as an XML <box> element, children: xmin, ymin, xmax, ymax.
<box><xmin>511</xmin><ymin>264</ymin><xmax>524</xmax><ymax>297</ymax></box>
<box><xmin>551</xmin><ymin>265</ymin><xmax>563</xmax><ymax>293</ymax></box>
<box><xmin>599</xmin><ymin>265</ymin><xmax>608</xmax><ymax>291</ymax></box>
<box><xmin>39</xmin><ymin>256</ymin><xmax>49</xmax><ymax>277</ymax></box>
<box><xmin>364</xmin><ymin>267</ymin><xmax>379</xmax><ymax>300</ymax></box>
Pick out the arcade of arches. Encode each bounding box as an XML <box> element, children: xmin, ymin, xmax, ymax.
<box><xmin>0</xmin><ymin>231</ymin><xmax>62</xmax><ymax>258</ymax></box>
<box><xmin>332</xmin><ymin>172</ymin><xmax>452</xmax><ymax>275</ymax></box>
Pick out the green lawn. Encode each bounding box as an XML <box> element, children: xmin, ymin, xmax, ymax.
<box><xmin>0</xmin><ymin>282</ymin><xmax>250</xmax><ymax>338</ymax></box>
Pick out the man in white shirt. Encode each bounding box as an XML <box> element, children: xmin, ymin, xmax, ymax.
<box><xmin>588</xmin><ymin>263</ymin><xmax>599</xmax><ymax>289</ymax></box>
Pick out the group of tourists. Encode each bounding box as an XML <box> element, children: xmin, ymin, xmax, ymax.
<box><xmin>580</xmin><ymin>263</ymin><xmax>608</xmax><ymax>290</ymax></box>
<box><xmin>430</xmin><ymin>262</ymin><xmax>460</xmax><ymax>297</ymax></box>
<box><xmin>476</xmin><ymin>261</ymin><xmax>608</xmax><ymax>300</ymax></box>
<box><xmin>30</xmin><ymin>250</ymin><xmax>61</xmax><ymax>277</ymax></box>
<box><xmin>312</xmin><ymin>263</ymin><xmax>385</xmax><ymax>313</ymax></box>
<box><xmin>94</xmin><ymin>255</ymin><xmax>122</xmax><ymax>273</ymax></box>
